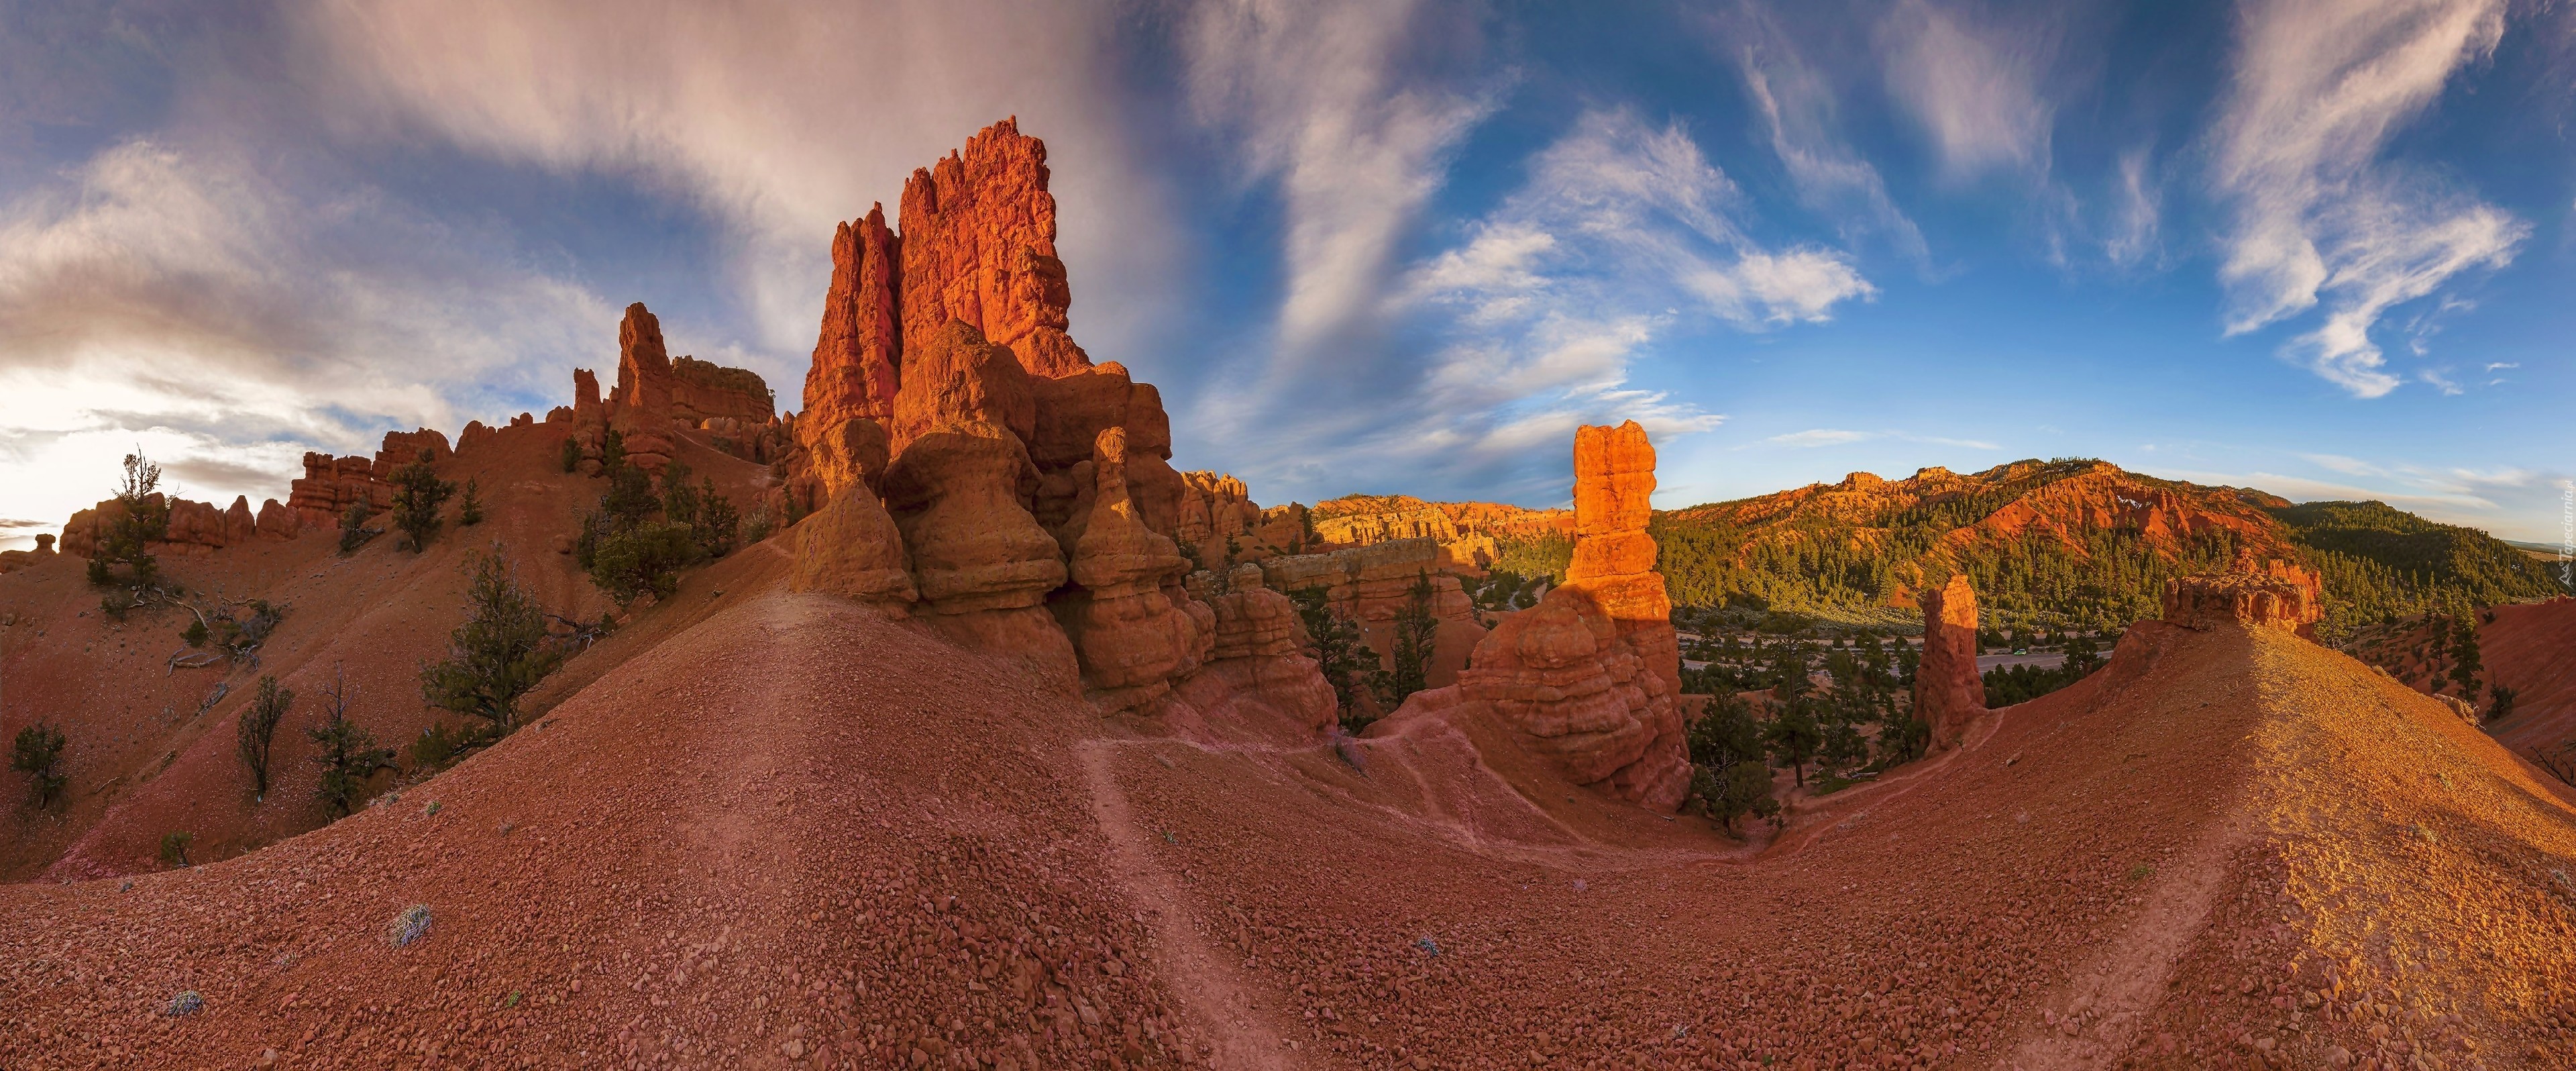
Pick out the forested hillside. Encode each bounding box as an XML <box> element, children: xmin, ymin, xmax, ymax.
<box><xmin>1486</xmin><ymin>460</ymin><xmax>2565</xmax><ymax>635</ymax></box>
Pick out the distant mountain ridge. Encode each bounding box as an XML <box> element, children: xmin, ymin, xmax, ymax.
<box><xmin>1446</xmin><ymin>458</ymin><xmax>2564</xmax><ymax>633</ymax></box>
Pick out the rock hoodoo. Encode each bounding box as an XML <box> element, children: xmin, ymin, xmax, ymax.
<box><xmin>1376</xmin><ymin>421</ymin><xmax>1689</xmax><ymax>811</ymax></box>
<box><xmin>801</xmin><ymin>206</ymin><xmax>904</xmax><ymax>498</ymax></box>
<box><xmin>1055</xmin><ymin>427</ymin><xmax>1212</xmax><ymax>711</ymax></box>
<box><xmin>1915</xmin><ymin>572</ymin><xmax>1985</xmax><ymax>748</ymax></box>
<box><xmin>2162</xmin><ymin>554</ymin><xmax>2324</xmax><ymax>635</ymax></box>
<box><xmin>1175</xmin><ymin>472</ymin><xmax>1308</xmax><ymax>566</ymax></box>
<box><xmin>898</xmin><ymin>118</ymin><xmax>1088</xmax><ymax>379</ymax></box>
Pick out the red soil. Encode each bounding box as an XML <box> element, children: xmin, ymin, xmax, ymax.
<box><xmin>2481</xmin><ymin>599</ymin><xmax>2576</xmax><ymax>755</ymax></box>
<box><xmin>3</xmin><ymin>553</ymin><xmax>2571</xmax><ymax>1068</ymax></box>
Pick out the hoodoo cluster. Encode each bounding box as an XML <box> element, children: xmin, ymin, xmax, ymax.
<box><xmin>779</xmin><ymin>119</ymin><xmax>1321</xmax><ymax>718</ymax></box>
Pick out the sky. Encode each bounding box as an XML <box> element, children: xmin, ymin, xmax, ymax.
<box><xmin>2</xmin><ymin>0</ymin><xmax>2572</xmax><ymax>550</ymax></box>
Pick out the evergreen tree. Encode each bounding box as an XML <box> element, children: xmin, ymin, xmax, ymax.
<box><xmin>338</xmin><ymin>497</ymin><xmax>375</xmax><ymax>554</ymax></box>
<box><xmin>388</xmin><ymin>450</ymin><xmax>457</xmax><ymax>552</ymax></box>
<box><xmin>2447</xmin><ymin>613</ymin><xmax>2483</xmax><ymax>698</ymax></box>
<box><xmin>308</xmin><ymin>668</ymin><xmax>394</xmax><ymax>819</ymax></box>
<box><xmin>11</xmin><ymin>723</ymin><xmax>67</xmax><ymax>807</ymax></box>
<box><xmin>458</xmin><ymin>478</ymin><xmax>485</xmax><ymax>526</ymax></box>
<box><xmin>696</xmin><ymin>478</ymin><xmax>740</xmax><ymax>558</ymax></box>
<box><xmin>1762</xmin><ymin>702</ymin><xmax>1823</xmax><ymax>787</ymax></box>
<box><xmin>1289</xmin><ymin>586</ymin><xmax>1381</xmax><ymax>729</ymax></box>
<box><xmin>237</xmin><ymin>676</ymin><xmax>290</xmax><ymax>801</ymax></box>
<box><xmin>89</xmin><ymin>451</ymin><xmax>172</xmax><ymax>589</ymax></box>
<box><xmin>421</xmin><ymin>552</ymin><xmax>566</xmax><ymax>730</ymax></box>
<box><xmin>1369</xmin><ymin>571</ymin><xmax>1440</xmax><ymax>711</ymax></box>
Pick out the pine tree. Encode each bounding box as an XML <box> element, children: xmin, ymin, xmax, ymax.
<box><xmin>388</xmin><ymin>450</ymin><xmax>458</xmax><ymax>552</ymax></box>
<box><xmin>421</xmin><ymin>552</ymin><xmax>565</xmax><ymax>731</ymax></box>
<box><xmin>1369</xmin><ymin>571</ymin><xmax>1440</xmax><ymax>711</ymax></box>
<box><xmin>90</xmin><ymin>451</ymin><xmax>171</xmax><ymax>589</ymax></box>
<box><xmin>458</xmin><ymin>478</ymin><xmax>485</xmax><ymax>526</ymax></box>
<box><xmin>1289</xmin><ymin>586</ymin><xmax>1381</xmax><ymax>728</ymax></box>
<box><xmin>237</xmin><ymin>676</ymin><xmax>290</xmax><ymax>801</ymax></box>
<box><xmin>2448</xmin><ymin>613</ymin><xmax>2483</xmax><ymax>699</ymax></box>
<box><xmin>308</xmin><ymin>668</ymin><xmax>394</xmax><ymax>819</ymax></box>
<box><xmin>11</xmin><ymin>723</ymin><xmax>68</xmax><ymax>807</ymax></box>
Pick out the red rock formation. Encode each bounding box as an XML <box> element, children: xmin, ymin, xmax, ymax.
<box><xmin>879</xmin><ymin>321</ymin><xmax>1074</xmax><ymax>684</ymax></box>
<box><xmin>1915</xmin><ymin>573</ymin><xmax>1985</xmax><ymax>747</ymax></box>
<box><xmin>373</xmin><ymin>428</ymin><xmax>451</xmax><ymax>475</ymax></box>
<box><xmin>898</xmin><ymin>118</ymin><xmax>1089</xmax><ymax>379</ymax></box>
<box><xmin>789</xmin><ymin>484</ymin><xmax>917</xmax><ymax>612</ymax></box>
<box><xmin>62</xmin><ymin>493</ymin><xmax>255</xmax><ymax>558</ymax></box>
<box><xmin>800</xmin><ymin>207</ymin><xmax>904</xmax><ymax>500</ymax></box>
<box><xmin>2161</xmin><ymin>556</ymin><xmax>2324</xmax><ymax>635</ymax></box>
<box><xmin>1174</xmin><ymin>564</ymin><xmax>1338</xmax><ymax>733</ymax></box>
<box><xmin>1564</xmin><ymin>421</ymin><xmax>1679</xmax><ymax>697</ymax></box>
<box><xmin>256</xmin><ymin>499</ymin><xmax>298</xmax><ymax>540</ymax></box>
<box><xmin>1179</xmin><ymin>473</ymin><xmax>1309</xmax><ymax>566</ymax></box>
<box><xmin>458</xmin><ymin>420</ymin><xmax>497</xmax><ymax>454</ymax></box>
<box><xmin>288</xmin><ymin>453</ymin><xmax>385</xmax><ymax>527</ymax></box>
<box><xmin>1026</xmin><ymin>363</ymin><xmax>1185</xmax><ymax>541</ymax></box>
<box><xmin>1055</xmin><ymin>427</ymin><xmax>1211</xmax><ymax>711</ymax></box>
<box><xmin>1454</xmin><ymin>584</ymin><xmax>1688</xmax><ymax>807</ymax></box>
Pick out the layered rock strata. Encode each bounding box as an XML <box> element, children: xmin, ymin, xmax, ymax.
<box><xmin>2162</xmin><ymin>556</ymin><xmax>2324</xmax><ymax>635</ymax></box>
<box><xmin>1371</xmin><ymin>423</ymin><xmax>1689</xmax><ymax>811</ymax></box>
<box><xmin>897</xmin><ymin>118</ymin><xmax>1089</xmax><ymax>379</ymax></box>
<box><xmin>1914</xmin><ymin>573</ymin><xmax>1986</xmax><ymax>747</ymax></box>
<box><xmin>1177</xmin><ymin>472</ymin><xmax>1308</xmax><ymax>566</ymax></box>
<box><xmin>1053</xmin><ymin>427</ymin><xmax>1212</xmax><ymax>711</ymax></box>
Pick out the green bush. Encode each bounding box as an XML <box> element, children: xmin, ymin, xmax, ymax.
<box><xmin>1693</xmin><ymin>760</ymin><xmax>1778</xmax><ymax>833</ymax></box>
<box><xmin>1290</xmin><ymin>586</ymin><xmax>1381</xmax><ymax>730</ymax></box>
<box><xmin>559</xmin><ymin>436</ymin><xmax>583</xmax><ymax>474</ymax></box>
<box><xmin>11</xmin><ymin>723</ymin><xmax>68</xmax><ymax>807</ymax></box>
<box><xmin>588</xmin><ymin>522</ymin><xmax>700</xmax><ymax>605</ymax></box>
<box><xmin>309</xmin><ymin>669</ymin><xmax>395</xmax><ymax>819</ymax></box>
<box><xmin>158</xmin><ymin>831</ymin><xmax>193</xmax><ymax>868</ymax></box>
<box><xmin>420</xmin><ymin>552</ymin><xmax>566</xmax><ymax>731</ymax></box>
<box><xmin>338</xmin><ymin>499</ymin><xmax>377</xmax><ymax>554</ymax></box>
<box><xmin>90</xmin><ymin>451</ymin><xmax>170</xmax><ymax>589</ymax></box>
<box><xmin>388</xmin><ymin>450</ymin><xmax>457</xmax><ymax>553</ymax></box>
<box><xmin>458</xmin><ymin>478</ymin><xmax>485</xmax><ymax>527</ymax></box>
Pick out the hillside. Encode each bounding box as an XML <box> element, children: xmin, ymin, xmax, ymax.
<box><xmin>1474</xmin><ymin>459</ymin><xmax>2565</xmax><ymax>635</ymax></box>
<box><xmin>7</xmin><ymin>565</ymin><xmax>2574</xmax><ymax>1067</ymax></box>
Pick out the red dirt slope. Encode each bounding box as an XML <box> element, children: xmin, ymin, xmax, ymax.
<box><xmin>2481</xmin><ymin>598</ymin><xmax>2576</xmax><ymax>755</ymax></box>
<box><xmin>0</xmin><ymin>419</ymin><xmax>769</xmax><ymax>882</ymax></box>
<box><xmin>6</xmin><ymin>571</ymin><xmax>2571</xmax><ymax>1068</ymax></box>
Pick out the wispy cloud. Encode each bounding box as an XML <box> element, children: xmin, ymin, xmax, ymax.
<box><xmin>1723</xmin><ymin>4</ymin><xmax>1929</xmax><ymax>263</ymax></box>
<box><xmin>2208</xmin><ymin>0</ymin><xmax>2526</xmax><ymax>397</ymax></box>
<box><xmin>1876</xmin><ymin>0</ymin><xmax>2054</xmax><ymax>183</ymax></box>
<box><xmin>0</xmin><ymin>138</ymin><xmax>616</xmax><ymax>544</ymax></box>
<box><xmin>301</xmin><ymin>0</ymin><xmax>1163</xmax><ymax>367</ymax></box>
<box><xmin>1184</xmin><ymin>0</ymin><xmax>1495</xmax><ymax>362</ymax></box>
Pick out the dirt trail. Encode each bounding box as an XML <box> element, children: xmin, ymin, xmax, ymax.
<box><xmin>1078</xmin><ymin>742</ymin><xmax>1297</xmax><ymax>1070</ymax></box>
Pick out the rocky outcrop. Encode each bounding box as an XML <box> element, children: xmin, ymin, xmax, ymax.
<box><xmin>1174</xmin><ymin>563</ymin><xmax>1338</xmax><ymax>734</ymax></box>
<box><xmin>2161</xmin><ymin>555</ymin><xmax>2324</xmax><ymax>635</ymax></box>
<box><xmin>1309</xmin><ymin>495</ymin><xmax>1572</xmax><ymax>570</ymax></box>
<box><xmin>374</xmin><ymin>428</ymin><xmax>451</xmax><ymax>472</ymax></box>
<box><xmin>1563</xmin><ymin>421</ymin><xmax>1680</xmax><ymax>698</ymax></box>
<box><xmin>1454</xmin><ymin>584</ymin><xmax>1688</xmax><ymax>806</ymax></box>
<box><xmin>256</xmin><ymin>499</ymin><xmax>299</xmax><ymax>540</ymax></box>
<box><xmin>789</xmin><ymin>483</ymin><xmax>917</xmax><ymax>612</ymax></box>
<box><xmin>1258</xmin><ymin>539</ymin><xmax>1483</xmax><ymax>684</ymax></box>
<box><xmin>1053</xmin><ymin>427</ymin><xmax>1211</xmax><ymax>711</ymax></box>
<box><xmin>63</xmin><ymin>493</ymin><xmax>257</xmax><ymax>558</ymax></box>
<box><xmin>879</xmin><ymin>320</ymin><xmax>1075</xmax><ymax>682</ymax></box>
<box><xmin>1374</xmin><ymin>422</ymin><xmax>1688</xmax><ymax>811</ymax></box>
<box><xmin>289</xmin><ymin>454</ymin><xmax>386</xmax><ymax>527</ymax></box>
<box><xmin>898</xmin><ymin>117</ymin><xmax>1089</xmax><ymax>379</ymax></box>
<box><xmin>611</xmin><ymin>303</ymin><xmax>775</xmax><ymax>432</ymax></box>
<box><xmin>1914</xmin><ymin>573</ymin><xmax>1985</xmax><ymax>747</ymax></box>
<box><xmin>1178</xmin><ymin>473</ymin><xmax>1308</xmax><ymax>566</ymax></box>
<box><xmin>800</xmin><ymin>206</ymin><xmax>905</xmax><ymax>500</ymax></box>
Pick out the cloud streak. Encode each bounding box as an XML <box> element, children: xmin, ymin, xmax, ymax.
<box><xmin>2210</xmin><ymin>0</ymin><xmax>2526</xmax><ymax>397</ymax></box>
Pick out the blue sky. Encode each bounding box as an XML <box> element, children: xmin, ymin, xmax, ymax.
<box><xmin>2</xmin><ymin>0</ymin><xmax>2571</xmax><ymax>549</ymax></box>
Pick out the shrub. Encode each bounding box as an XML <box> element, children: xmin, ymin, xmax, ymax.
<box><xmin>11</xmin><ymin>723</ymin><xmax>68</xmax><ymax>807</ymax></box>
<box><xmin>420</xmin><ymin>552</ymin><xmax>566</xmax><ymax>731</ymax></box>
<box><xmin>559</xmin><ymin>435</ymin><xmax>583</xmax><ymax>474</ymax></box>
<box><xmin>309</xmin><ymin>668</ymin><xmax>395</xmax><ymax>819</ymax></box>
<box><xmin>588</xmin><ymin>522</ymin><xmax>700</xmax><ymax>605</ymax></box>
<box><xmin>598</xmin><ymin>463</ymin><xmax>657</xmax><ymax>529</ymax></box>
<box><xmin>182</xmin><ymin>618</ymin><xmax>209</xmax><ymax>648</ymax></box>
<box><xmin>659</xmin><ymin>460</ymin><xmax>700</xmax><ymax>528</ymax></box>
<box><xmin>166</xmin><ymin>991</ymin><xmax>205</xmax><ymax>1017</ymax></box>
<box><xmin>1686</xmin><ymin>691</ymin><xmax>1764</xmax><ymax>770</ymax></box>
<box><xmin>389</xmin><ymin>904</ymin><xmax>434</xmax><ymax>948</ymax></box>
<box><xmin>1289</xmin><ymin>586</ymin><xmax>1381</xmax><ymax>730</ymax></box>
<box><xmin>1694</xmin><ymin>760</ymin><xmax>1778</xmax><ymax>833</ymax></box>
<box><xmin>388</xmin><ymin>450</ymin><xmax>457</xmax><ymax>553</ymax></box>
<box><xmin>458</xmin><ymin>478</ymin><xmax>485</xmax><ymax>526</ymax></box>
<box><xmin>90</xmin><ymin>451</ymin><xmax>171</xmax><ymax>589</ymax></box>
<box><xmin>741</xmin><ymin>503</ymin><xmax>775</xmax><ymax>545</ymax></box>
<box><xmin>696</xmin><ymin>479</ymin><xmax>740</xmax><ymax>558</ymax></box>
<box><xmin>158</xmin><ymin>831</ymin><xmax>193</xmax><ymax>867</ymax></box>
<box><xmin>237</xmin><ymin>675</ymin><xmax>291</xmax><ymax>801</ymax></box>
<box><xmin>2490</xmin><ymin>684</ymin><xmax>2519</xmax><ymax>722</ymax></box>
<box><xmin>1368</xmin><ymin>571</ymin><xmax>1440</xmax><ymax>713</ymax></box>
<box><xmin>598</xmin><ymin>427</ymin><xmax>625</xmax><ymax>474</ymax></box>
<box><xmin>338</xmin><ymin>499</ymin><xmax>377</xmax><ymax>554</ymax></box>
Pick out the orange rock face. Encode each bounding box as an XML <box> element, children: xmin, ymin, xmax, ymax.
<box><xmin>789</xmin><ymin>484</ymin><xmax>917</xmax><ymax>612</ymax></box>
<box><xmin>1564</xmin><ymin>421</ymin><xmax>1679</xmax><ymax>697</ymax></box>
<box><xmin>2161</xmin><ymin>556</ymin><xmax>2324</xmax><ymax>635</ymax></box>
<box><xmin>1456</xmin><ymin>584</ymin><xmax>1688</xmax><ymax>807</ymax></box>
<box><xmin>1055</xmin><ymin>427</ymin><xmax>1210</xmax><ymax>711</ymax></box>
<box><xmin>1915</xmin><ymin>573</ymin><xmax>1986</xmax><ymax>747</ymax></box>
<box><xmin>610</xmin><ymin>303</ymin><xmax>775</xmax><ymax>434</ymax></box>
<box><xmin>800</xmin><ymin>207</ymin><xmax>904</xmax><ymax>498</ymax></box>
<box><xmin>898</xmin><ymin>118</ymin><xmax>1089</xmax><ymax>379</ymax></box>
<box><xmin>1178</xmin><ymin>472</ymin><xmax>1308</xmax><ymax>567</ymax></box>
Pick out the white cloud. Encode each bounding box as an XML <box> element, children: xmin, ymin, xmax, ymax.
<box><xmin>1876</xmin><ymin>0</ymin><xmax>2054</xmax><ymax>181</ymax></box>
<box><xmin>0</xmin><ymin>139</ymin><xmax>617</xmax><ymax>548</ymax></box>
<box><xmin>1726</xmin><ymin>7</ymin><xmax>1928</xmax><ymax>262</ymax></box>
<box><xmin>2105</xmin><ymin>146</ymin><xmax>2162</xmax><ymax>268</ymax></box>
<box><xmin>1183</xmin><ymin>0</ymin><xmax>1495</xmax><ymax>361</ymax></box>
<box><xmin>2209</xmin><ymin>0</ymin><xmax>2527</xmax><ymax>397</ymax></box>
<box><xmin>297</xmin><ymin>0</ymin><xmax>1165</xmax><ymax>370</ymax></box>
